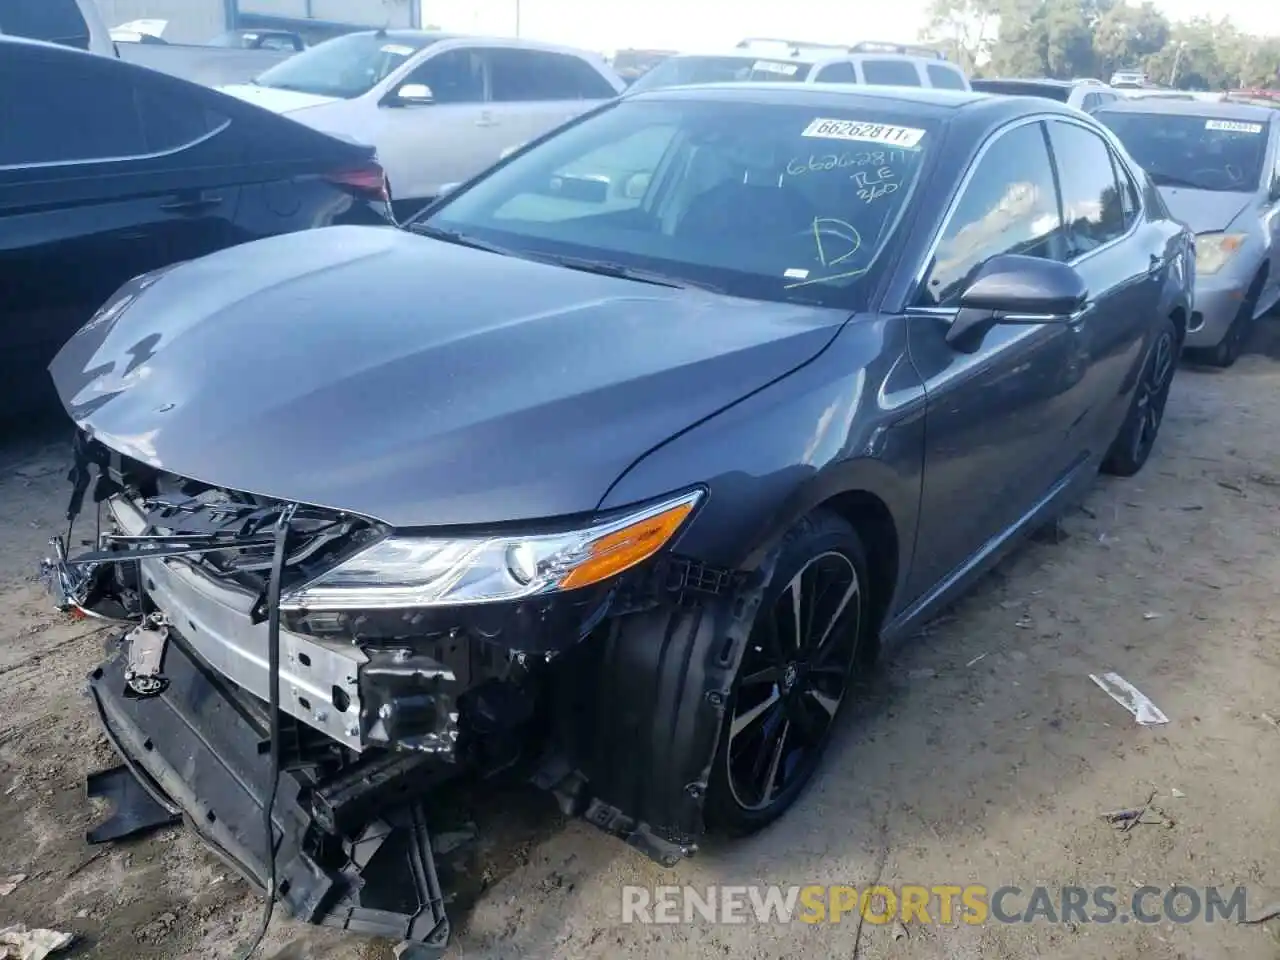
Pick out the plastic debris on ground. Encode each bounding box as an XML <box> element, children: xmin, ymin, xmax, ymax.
<box><xmin>1089</xmin><ymin>672</ymin><xmax>1169</xmax><ymax>725</ymax></box>
<box><xmin>0</xmin><ymin>924</ymin><xmax>74</xmax><ymax>960</ymax></box>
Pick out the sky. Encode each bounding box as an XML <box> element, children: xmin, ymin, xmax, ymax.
<box><xmin>419</xmin><ymin>0</ymin><xmax>1280</xmax><ymax>54</ymax></box>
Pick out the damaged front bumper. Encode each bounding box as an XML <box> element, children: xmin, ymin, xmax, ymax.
<box><xmin>42</xmin><ymin>435</ymin><xmax>766</xmax><ymax>954</ymax></box>
<box><xmin>86</xmin><ymin>624</ymin><xmax>450</xmax><ymax>948</ymax></box>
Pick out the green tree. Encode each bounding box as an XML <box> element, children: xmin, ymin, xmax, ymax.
<box><xmin>918</xmin><ymin>0</ymin><xmax>998</xmax><ymax>74</ymax></box>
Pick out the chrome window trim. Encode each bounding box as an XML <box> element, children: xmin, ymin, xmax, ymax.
<box><xmin>908</xmin><ymin>111</ymin><xmax>1146</xmax><ymax>308</ymax></box>
<box><xmin>0</xmin><ymin>117</ymin><xmax>231</xmax><ymax>172</ymax></box>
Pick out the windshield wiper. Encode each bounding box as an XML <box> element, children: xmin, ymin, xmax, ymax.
<box><xmin>543</xmin><ymin>256</ymin><xmax>725</xmax><ymax>293</ymax></box>
<box><xmin>406</xmin><ymin>223</ymin><xmax>515</xmax><ymax>257</ymax></box>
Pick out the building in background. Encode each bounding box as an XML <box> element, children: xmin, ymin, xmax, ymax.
<box><xmin>95</xmin><ymin>0</ymin><xmax>423</xmax><ymax>45</ymax></box>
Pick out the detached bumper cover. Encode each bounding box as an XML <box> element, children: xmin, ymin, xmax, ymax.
<box><xmin>87</xmin><ymin>629</ymin><xmax>450</xmax><ymax>950</ymax></box>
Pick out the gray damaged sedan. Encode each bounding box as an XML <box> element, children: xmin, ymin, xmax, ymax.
<box><xmin>42</xmin><ymin>85</ymin><xmax>1192</xmax><ymax>955</ymax></box>
<box><xmin>1097</xmin><ymin>98</ymin><xmax>1280</xmax><ymax>367</ymax></box>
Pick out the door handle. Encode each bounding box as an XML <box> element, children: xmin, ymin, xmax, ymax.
<box><xmin>1148</xmin><ymin>254</ymin><xmax>1165</xmax><ymax>276</ymax></box>
<box><xmin>160</xmin><ymin>195</ymin><xmax>223</xmax><ymax>214</ymax></box>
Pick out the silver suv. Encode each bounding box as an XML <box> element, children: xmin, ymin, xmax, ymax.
<box><xmin>628</xmin><ymin>38</ymin><xmax>970</xmax><ymax>93</ymax></box>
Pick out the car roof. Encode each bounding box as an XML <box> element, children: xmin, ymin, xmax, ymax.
<box><xmin>665</xmin><ymin>46</ymin><xmax>956</xmax><ymax>66</ymax></box>
<box><xmin>343</xmin><ymin>29</ymin><xmax>601</xmax><ymax>57</ymax></box>
<box><xmin>1094</xmin><ymin>97</ymin><xmax>1276</xmax><ymax>121</ymax></box>
<box><xmin>625</xmin><ymin>81</ymin><xmax>1042</xmax><ymax>121</ymax></box>
<box><xmin>973</xmin><ymin>78</ymin><xmax>1082</xmax><ymax>90</ymax></box>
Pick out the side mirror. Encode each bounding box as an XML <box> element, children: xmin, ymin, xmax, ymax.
<box><xmin>1269</xmin><ymin>176</ymin><xmax>1280</xmax><ymax>204</ymax></box>
<box><xmin>392</xmin><ymin>83</ymin><xmax>434</xmax><ymax>106</ymax></box>
<box><xmin>946</xmin><ymin>254</ymin><xmax>1087</xmax><ymax>352</ymax></box>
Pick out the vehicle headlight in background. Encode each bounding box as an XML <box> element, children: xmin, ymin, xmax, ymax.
<box><xmin>280</xmin><ymin>490</ymin><xmax>703</xmax><ymax>611</ymax></box>
<box><xmin>1194</xmin><ymin>233</ymin><xmax>1245</xmax><ymax>275</ymax></box>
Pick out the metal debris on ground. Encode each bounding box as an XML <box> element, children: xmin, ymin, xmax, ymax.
<box><xmin>0</xmin><ymin>875</ymin><xmax>24</xmax><ymax>897</ymax></box>
<box><xmin>965</xmin><ymin>653</ymin><xmax>987</xmax><ymax>667</ymax></box>
<box><xmin>0</xmin><ymin>924</ymin><xmax>74</xmax><ymax>960</ymax></box>
<box><xmin>1100</xmin><ymin>790</ymin><xmax>1175</xmax><ymax>832</ymax></box>
<box><xmin>1089</xmin><ymin>672</ymin><xmax>1169</xmax><ymax>725</ymax></box>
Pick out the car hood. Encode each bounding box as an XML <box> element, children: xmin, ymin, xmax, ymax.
<box><xmin>218</xmin><ymin>83</ymin><xmax>339</xmax><ymax>114</ymax></box>
<box><xmin>50</xmin><ymin>226</ymin><xmax>848</xmax><ymax>528</ymax></box>
<box><xmin>1158</xmin><ymin>187</ymin><xmax>1255</xmax><ymax>234</ymax></box>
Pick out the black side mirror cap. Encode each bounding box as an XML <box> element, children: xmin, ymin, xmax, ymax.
<box><xmin>946</xmin><ymin>254</ymin><xmax>1087</xmax><ymax>351</ymax></box>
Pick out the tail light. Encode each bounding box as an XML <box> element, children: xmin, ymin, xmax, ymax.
<box><xmin>325</xmin><ymin>162</ymin><xmax>389</xmax><ymax>202</ymax></box>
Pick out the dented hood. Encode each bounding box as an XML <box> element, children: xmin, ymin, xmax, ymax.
<box><xmin>50</xmin><ymin>226</ymin><xmax>847</xmax><ymax>527</ymax></box>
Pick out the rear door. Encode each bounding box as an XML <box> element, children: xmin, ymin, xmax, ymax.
<box><xmin>484</xmin><ymin>47</ymin><xmax>620</xmax><ymax>156</ymax></box>
<box><xmin>904</xmin><ymin>119</ymin><xmax>1081</xmax><ymax>601</ymax></box>
<box><xmin>1043</xmin><ymin>118</ymin><xmax>1157</xmax><ymax>453</ymax></box>
<box><xmin>0</xmin><ymin>44</ymin><xmax>243</xmax><ymax>408</ymax></box>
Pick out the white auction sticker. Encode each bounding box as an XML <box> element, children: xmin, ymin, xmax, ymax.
<box><xmin>753</xmin><ymin>60</ymin><xmax>799</xmax><ymax>76</ymax></box>
<box><xmin>381</xmin><ymin>44</ymin><xmax>416</xmax><ymax>56</ymax></box>
<box><xmin>801</xmin><ymin>118</ymin><xmax>926</xmax><ymax>148</ymax></box>
<box><xmin>783</xmin><ymin>267</ymin><xmax>810</xmax><ymax>279</ymax></box>
<box><xmin>1205</xmin><ymin>119</ymin><xmax>1264</xmax><ymax>134</ymax></box>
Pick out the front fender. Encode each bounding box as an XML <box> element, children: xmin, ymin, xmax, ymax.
<box><xmin>598</xmin><ymin>316</ymin><xmax>926</xmax><ymax>606</ymax></box>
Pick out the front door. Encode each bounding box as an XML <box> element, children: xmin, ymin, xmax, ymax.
<box><xmin>904</xmin><ymin>119</ymin><xmax>1085</xmax><ymax>603</ymax></box>
<box><xmin>375</xmin><ymin>47</ymin><xmax>497</xmax><ymax>202</ymax></box>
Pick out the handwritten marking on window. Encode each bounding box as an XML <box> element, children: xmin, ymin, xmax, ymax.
<box><xmin>853</xmin><ymin>166</ymin><xmax>899</xmax><ymax>203</ymax></box>
<box><xmin>785</xmin><ymin>150</ymin><xmax>906</xmax><ymax>177</ymax></box>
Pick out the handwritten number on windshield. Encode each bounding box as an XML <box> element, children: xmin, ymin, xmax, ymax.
<box><xmin>786</xmin><ymin>149</ymin><xmax>906</xmax><ymax>177</ymax></box>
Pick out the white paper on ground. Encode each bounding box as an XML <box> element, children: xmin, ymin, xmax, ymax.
<box><xmin>1089</xmin><ymin>672</ymin><xmax>1169</xmax><ymax>725</ymax></box>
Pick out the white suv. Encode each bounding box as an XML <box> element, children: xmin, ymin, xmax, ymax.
<box><xmin>220</xmin><ymin>31</ymin><xmax>625</xmax><ymax>212</ymax></box>
<box><xmin>627</xmin><ymin>38</ymin><xmax>971</xmax><ymax>93</ymax></box>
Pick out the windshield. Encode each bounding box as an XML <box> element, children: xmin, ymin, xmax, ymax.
<box><xmin>420</xmin><ymin>99</ymin><xmax>935</xmax><ymax>309</ymax></box>
<box><xmin>628</xmin><ymin>56</ymin><xmax>811</xmax><ymax>93</ymax></box>
<box><xmin>253</xmin><ymin>33</ymin><xmax>433</xmax><ymax>98</ymax></box>
<box><xmin>1096</xmin><ymin>111</ymin><xmax>1269</xmax><ymax>192</ymax></box>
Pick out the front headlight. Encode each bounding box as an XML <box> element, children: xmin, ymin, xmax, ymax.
<box><xmin>1194</xmin><ymin>233</ymin><xmax>1246</xmax><ymax>275</ymax></box>
<box><xmin>280</xmin><ymin>489</ymin><xmax>703</xmax><ymax>611</ymax></box>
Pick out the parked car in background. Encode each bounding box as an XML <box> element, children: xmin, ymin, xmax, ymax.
<box><xmin>629</xmin><ymin>38</ymin><xmax>970</xmax><ymax>94</ymax></box>
<box><xmin>1095</xmin><ymin>98</ymin><xmax>1280</xmax><ymax>366</ymax></box>
<box><xmin>611</xmin><ymin>47</ymin><xmax>677</xmax><ymax>84</ymax></box>
<box><xmin>970</xmin><ymin>77</ymin><xmax>1122</xmax><ymax>113</ymax></box>
<box><xmin>1111</xmin><ymin>69</ymin><xmax>1148</xmax><ymax>88</ymax></box>
<box><xmin>45</xmin><ymin>81</ymin><xmax>1191</xmax><ymax>957</ymax></box>
<box><xmin>0</xmin><ymin>37</ymin><xmax>392</xmax><ymax>421</ymax></box>
<box><xmin>219</xmin><ymin>30</ymin><xmax>625</xmax><ymax>217</ymax></box>
<box><xmin>113</xmin><ymin>33</ymin><xmax>298</xmax><ymax>87</ymax></box>
<box><xmin>209</xmin><ymin>28</ymin><xmax>306</xmax><ymax>51</ymax></box>
<box><xmin>0</xmin><ymin>0</ymin><xmax>114</xmax><ymax>56</ymax></box>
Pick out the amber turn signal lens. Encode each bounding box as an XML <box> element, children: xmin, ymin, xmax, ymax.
<box><xmin>558</xmin><ymin>500</ymin><xmax>696</xmax><ymax>590</ymax></box>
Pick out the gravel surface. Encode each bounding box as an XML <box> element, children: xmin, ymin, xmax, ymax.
<box><xmin>1</xmin><ymin>327</ymin><xmax>1278</xmax><ymax>960</ymax></box>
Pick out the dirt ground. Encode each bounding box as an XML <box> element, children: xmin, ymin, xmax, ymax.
<box><xmin>2</xmin><ymin>326</ymin><xmax>1278</xmax><ymax>960</ymax></box>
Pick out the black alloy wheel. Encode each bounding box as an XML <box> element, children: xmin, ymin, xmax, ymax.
<box><xmin>1102</xmin><ymin>316</ymin><xmax>1177</xmax><ymax>477</ymax></box>
<box><xmin>708</xmin><ymin>512</ymin><xmax>869</xmax><ymax>833</ymax></box>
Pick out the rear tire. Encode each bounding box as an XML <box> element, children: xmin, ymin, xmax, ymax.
<box><xmin>1102</xmin><ymin>315</ymin><xmax>1177</xmax><ymax>477</ymax></box>
<box><xmin>705</xmin><ymin>511</ymin><xmax>871</xmax><ymax>836</ymax></box>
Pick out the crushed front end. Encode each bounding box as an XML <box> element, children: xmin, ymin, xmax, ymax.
<box><xmin>45</xmin><ymin>430</ymin><xmax>758</xmax><ymax>953</ymax></box>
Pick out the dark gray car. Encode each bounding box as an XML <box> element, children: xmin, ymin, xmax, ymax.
<box><xmin>43</xmin><ymin>85</ymin><xmax>1192</xmax><ymax>955</ymax></box>
<box><xmin>1095</xmin><ymin>97</ymin><xmax>1280</xmax><ymax>366</ymax></box>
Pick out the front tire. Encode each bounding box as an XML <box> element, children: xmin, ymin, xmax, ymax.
<box><xmin>706</xmin><ymin>511</ymin><xmax>871</xmax><ymax>836</ymax></box>
<box><xmin>1190</xmin><ymin>268</ymin><xmax>1265</xmax><ymax>369</ymax></box>
<box><xmin>1101</xmin><ymin>315</ymin><xmax>1177</xmax><ymax>477</ymax></box>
